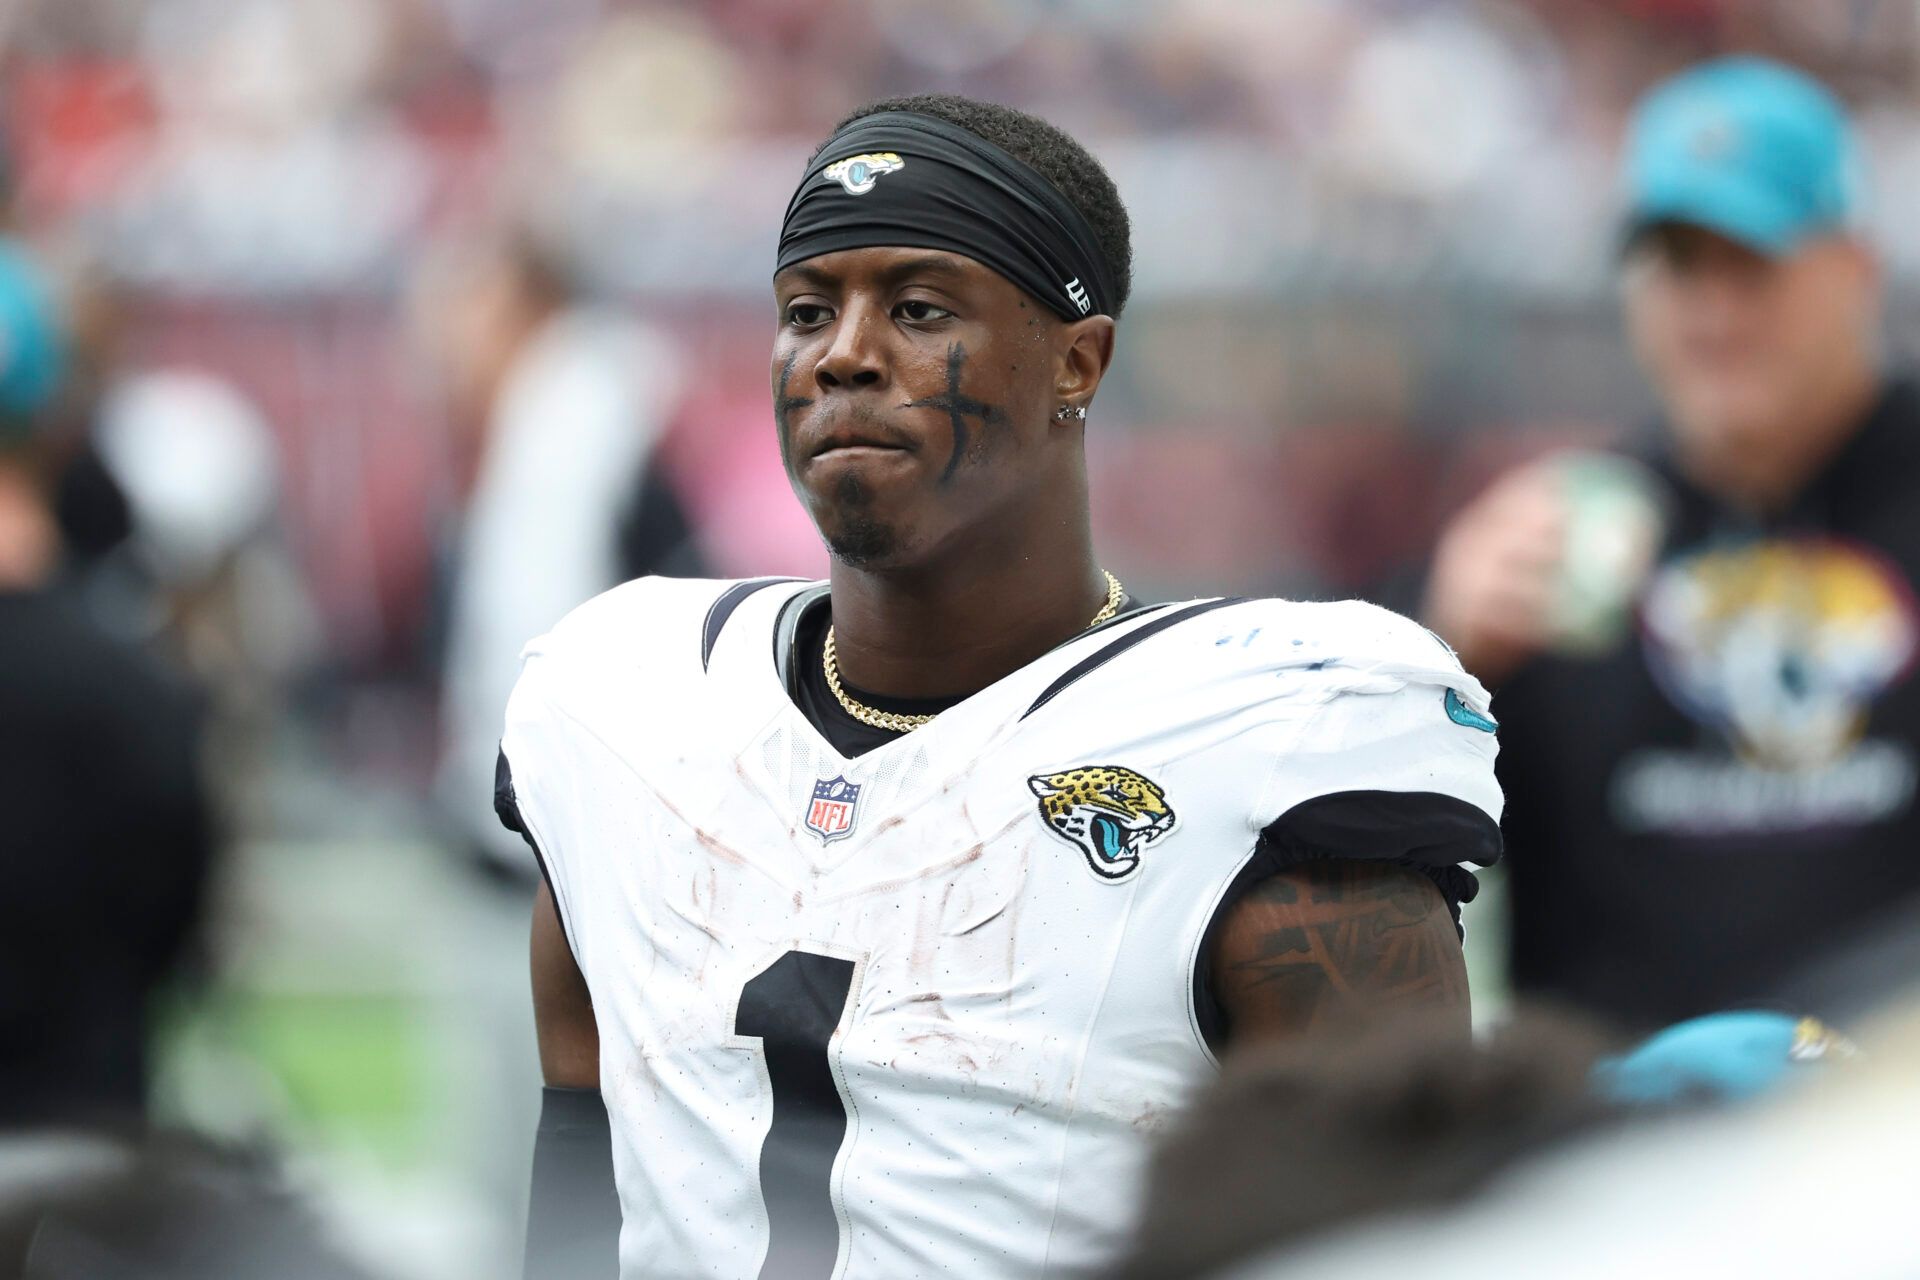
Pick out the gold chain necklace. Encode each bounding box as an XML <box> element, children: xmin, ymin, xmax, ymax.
<box><xmin>824</xmin><ymin>570</ymin><xmax>1124</xmax><ymax>734</ymax></box>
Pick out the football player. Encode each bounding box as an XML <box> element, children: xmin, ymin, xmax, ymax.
<box><xmin>499</xmin><ymin>95</ymin><xmax>1503</xmax><ymax>1279</ymax></box>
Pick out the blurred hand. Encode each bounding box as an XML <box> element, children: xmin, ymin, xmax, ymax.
<box><xmin>0</xmin><ymin>469</ymin><xmax>56</xmax><ymax>590</ymax></box>
<box><xmin>1421</xmin><ymin>462</ymin><xmax>1567</xmax><ymax>687</ymax></box>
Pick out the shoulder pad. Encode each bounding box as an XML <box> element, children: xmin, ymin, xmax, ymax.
<box><xmin>1213</xmin><ymin>596</ymin><xmax>1486</xmax><ymax>703</ymax></box>
<box><xmin>525</xmin><ymin>575</ymin><xmax>753</xmax><ymax>668</ymax></box>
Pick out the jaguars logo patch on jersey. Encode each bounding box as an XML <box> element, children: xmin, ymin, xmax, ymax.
<box><xmin>1028</xmin><ymin>765</ymin><xmax>1176</xmax><ymax>882</ymax></box>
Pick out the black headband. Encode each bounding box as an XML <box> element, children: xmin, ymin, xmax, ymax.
<box><xmin>777</xmin><ymin>111</ymin><xmax>1118</xmax><ymax>322</ymax></box>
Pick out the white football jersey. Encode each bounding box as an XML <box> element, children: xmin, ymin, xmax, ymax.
<box><xmin>500</xmin><ymin>577</ymin><xmax>1502</xmax><ymax>1280</ymax></box>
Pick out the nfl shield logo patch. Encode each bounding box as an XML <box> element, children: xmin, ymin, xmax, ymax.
<box><xmin>805</xmin><ymin>776</ymin><xmax>862</xmax><ymax>843</ymax></box>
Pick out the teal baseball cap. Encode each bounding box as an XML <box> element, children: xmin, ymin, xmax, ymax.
<box><xmin>1623</xmin><ymin>56</ymin><xmax>1861</xmax><ymax>256</ymax></box>
<box><xmin>0</xmin><ymin>239</ymin><xmax>63</xmax><ymax>439</ymax></box>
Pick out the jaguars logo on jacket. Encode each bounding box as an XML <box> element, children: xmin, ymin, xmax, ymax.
<box><xmin>1028</xmin><ymin>765</ymin><xmax>1176</xmax><ymax>882</ymax></box>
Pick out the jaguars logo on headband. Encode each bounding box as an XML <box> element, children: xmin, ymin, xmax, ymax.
<box><xmin>822</xmin><ymin>152</ymin><xmax>904</xmax><ymax>196</ymax></box>
<box><xmin>1029</xmin><ymin>765</ymin><xmax>1176</xmax><ymax>883</ymax></box>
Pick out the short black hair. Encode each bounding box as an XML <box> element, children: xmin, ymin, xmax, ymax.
<box><xmin>816</xmin><ymin>94</ymin><xmax>1134</xmax><ymax>318</ymax></box>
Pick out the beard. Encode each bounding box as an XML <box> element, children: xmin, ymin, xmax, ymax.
<box><xmin>820</xmin><ymin>470</ymin><xmax>900</xmax><ymax>567</ymax></box>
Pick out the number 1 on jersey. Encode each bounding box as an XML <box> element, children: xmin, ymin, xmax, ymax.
<box><xmin>735</xmin><ymin>949</ymin><xmax>857</xmax><ymax>1280</ymax></box>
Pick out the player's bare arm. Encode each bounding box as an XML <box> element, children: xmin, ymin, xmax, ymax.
<box><xmin>1210</xmin><ymin>862</ymin><xmax>1471</xmax><ymax>1044</ymax></box>
<box><xmin>530</xmin><ymin>881</ymin><xmax>598</xmax><ymax>1086</ymax></box>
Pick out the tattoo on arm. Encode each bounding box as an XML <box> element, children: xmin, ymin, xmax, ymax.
<box><xmin>1210</xmin><ymin>860</ymin><xmax>1469</xmax><ymax>1046</ymax></box>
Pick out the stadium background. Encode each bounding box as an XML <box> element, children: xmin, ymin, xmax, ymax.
<box><xmin>8</xmin><ymin>0</ymin><xmax>1920</xmax><ymax>1275</ymax></box>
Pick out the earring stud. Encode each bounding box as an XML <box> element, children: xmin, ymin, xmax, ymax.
<box><xmin>1054</xmin><ymin>403</ymin><xmax>1087</xmax><ymax>422</ymax></box>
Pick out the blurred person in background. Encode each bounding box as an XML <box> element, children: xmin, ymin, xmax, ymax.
<box><xmin>1422</xmin><ymin>56</ymin><xmax>1920</xmax><ymax>1031</ymax></box>
<box><xmin>1126</xmin><ymin>1001</ymin><xmax>1917</xmax><ymax>1280</ymax></box>
<box><xmin>1112</xmin><ymin>1007</ymin><xmax>1620</xmax><ymax>1280</ymax></box>
<box><xmin>39</xmin><ymin>265</ymin><xmax>317</xmax><ymax>816</ymax></box>
<box><xmin>1116</xmin><ymin>1003</ymin><xmax>1865</xmax><ymax>1279</ymax></box>
<box><xmin>425</xmin><ymin>230</ymin><xmax>702</xmax><ymax>884</ymax></box>
<box><xmin>56</xmin><ymin>271</ymin><xmax>316</xmax><ymax>739</ymax></box>
<box><xmin>0</xmin><ymin>238</ymin><xmax>215</xmax><ymax>1128</ymax></box>
<box><xmin>1</xmin><ymin>1133</ymin><xmax>379</xmax><ymax>1280</ymax></box>
<box><xmin>45</xmin><ymin>272</ymin><xmax>135</xmax><ymax>581</ymax></box>
<box><xmin>419</xmin><ymin>229</ymin><xmax>704</xmax><ymax>1258</ymax></box>
<box><xmin>85</xmin><ymin>369</ymin><xmax>317</xmax><ymax>726</ymax></box>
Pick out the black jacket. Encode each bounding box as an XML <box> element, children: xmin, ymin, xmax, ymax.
<box><xmin>1500</xmin><ymin>377</ymin><xmax>1920</xmax><ymax>1028</ymax></box>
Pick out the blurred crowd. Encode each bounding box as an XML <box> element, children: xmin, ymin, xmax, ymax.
<box><xmin>12</xmin><ymin>0</ymin><xmax>1920</xmax><ymax>687</ymax></box>
<box><xmin>4</xmin><ymin>1</ymin><xmax>1920</xmax><ymax>1278</ymax></box>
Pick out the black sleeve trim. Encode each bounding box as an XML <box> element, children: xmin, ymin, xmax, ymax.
<box><xmin>1021</xmin><ymin>597</ymin><xmax>1247</xmax><ymax>720</ymax></box>
<box><xmin>1192</xmin><ymin>789</ymin><xmax>1503</xmax><ymax>1055</ymax></box>
<box><xmin>495</xmin><ymin>749</ymin><xmax>576</xmax><ymax>956</ymax></box>
<box><xmin>525</xmin><ymin>1086</ymin><xmax>620</xmax><ymax>1280</ymax></box>
<box><xmin>702</xmin><ymin>577</ymin><xmax>805</xmax><ymax>670</ymax></box>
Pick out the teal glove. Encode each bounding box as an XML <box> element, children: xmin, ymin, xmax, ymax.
<box><xmin>1594</xmin><ymin>1011</ymin><xmax>1856</xmax><ymax>1105</ymax></box>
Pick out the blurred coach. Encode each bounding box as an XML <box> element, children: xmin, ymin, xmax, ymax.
<box><xmin>1424</xmin><ymin>58</ymin><xmax>1920</xmax><ymax>1029</ymax></box>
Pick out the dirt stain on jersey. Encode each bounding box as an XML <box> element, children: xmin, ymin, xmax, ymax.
<box><xmin>907</xmin><ymin>891</ymin><xmax>942</xmax><ymax>981</ymax></box>
<box><xmin>905</xmin><ymin>991</ymin><xmax>954</xmax><ymax>1023</ymax></box>
<box><xmin>691</xmin><ymin>826</ymin><xmax>745</xmax><ymax>868</ymax></box>
<box><xmin>642</xmin><ymin>778</ymin><xmax>749</xmax><ymax>869</ymax></box>
<box><xmin>626</xmin><ymin>1045</ymin><xmax>663</xmax><ymax>1102</ymax></box>
<box><xmin>1002</xmin><ymin>846</ymin><xmax>1030</xmax><ymax>1009</ymax></box>
<box><xmin>624</xmin><ymin>762</ymin><xmax>807</xmax><ymax>895</ymax></box>
<box><xmin>902</xmin><ymin>1028</ymin><xmax>983</xmax><ymax>1079</ymax></box>
<box><xmin>817</xmin><ymin>841</ymin><xmax>984</xmax><ymax>906</ymax></box>
<box><xmin>666</xmin><ymin>879</ymin><xmax>723</xmax><ymax>945</ymax></box>
<box><xmin>689</xmin><ymin>867</ymin><xmax>722</xmax><ymax>989</ymax></box>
